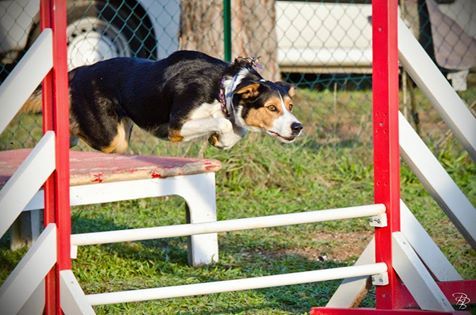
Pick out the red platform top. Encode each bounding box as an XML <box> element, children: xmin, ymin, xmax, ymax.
<box><xmin>0</xmin><ymin>149</ymin><xmax>221</xmax><ymax>186</ymax></box>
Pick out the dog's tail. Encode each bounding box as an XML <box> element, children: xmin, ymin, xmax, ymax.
<box><xmin>20</xmin><ymin>88</ymin><xmax>43</xmax><ymax>114</ymax></box>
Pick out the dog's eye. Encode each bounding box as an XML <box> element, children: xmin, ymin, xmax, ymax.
<box><xmin>289</xmin><ymin>104</ymin><xmax>294</xmax><ymax>111</ymax></box>
<box><xmin>267</xmin><ymin>105</ymin><xmax>278</xmax><ymax>112</ymax></box>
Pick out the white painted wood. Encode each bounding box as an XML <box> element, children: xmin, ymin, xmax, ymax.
<box><xmin>23</xmin><ymin>174</ymin><xmax>220</xmax><ymax>266</ymax></box>
<box><xmin>0</xmin><ymin>29</ymin><xmax>53</xmax><ymax>134</ymax></box>
<box><xmin>326</xmin><ymin>238</ymin><xmax>374</xmax><ymax>307</ymax></box>
<box><xmin>0</xmin><ymin>224</ymin><xmax>57</xmax><ymax>315</ymax></box>
<box><xmin>327</xmin><ymin>199</ymin><xmax>463</xmax><ymax>305</ymax></box>
<box><xmin>18</xmin><ymin>280</ymin><xmax>45</xmax><ymax>315</ymax></box>
<box><xmin>60</xmin><ymin>270</ymin><xmax>95</xmax><ymax>315</ymax></box>
<box><xmin>0</xmin><ymin>132</ymin><xmax>55</xmax><ymax>238</ymax></box>
<box><xmin>399</xmin><ymin>112</ymin><xmax>476</xmax><ymax>248</ymax></box>
<box><xmin>25</xmin><ymin>174</ymin><xmax>215</xmax><ymax>210</ymax></box>
<box><xmin>182</xmin><ymin>173</ymin><xmax>218</xmax><ymax>266</ymax></box>
<box><xmin>400</xmin><ymin>200</ymin><xmax>462</xmax><ymax>281</ymax></box>
<box><xmin>11</xmin><ymin>210</ymin><xmax>42</xmax><ymax>250</ymax></box>
<box><xmin>71</xmin><ymin>204</ymin><xmax>386</xmax><ymax>246</ymax></box>
<box><xmin>87</xmin><ymin>263</ymin><xmax>387</xmax><ymax>305</ymax></box>
<box><xmin>398</xmin><ymin>18</ymin><xmax>476</xmax><ymax>161</ymax></box>
<box><xmin>392</xmin><ymin>232</ymin><xmax>453</xmax><ymax>311</ymax></box>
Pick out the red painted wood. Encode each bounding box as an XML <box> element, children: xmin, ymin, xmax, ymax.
<box><xmin>372</xmin><ymin>0</ymin><xmax>404</xmax><ymax>309</ymax></box>
<box><xmin>0</xmin><ymin>149</ymin><xmax>222</xmax><ymax>187</ymax></box>
<box><xmin>438</xmin><ymin>280</ymin><xmax>476</xmax><ymax>305</ymax></box>
<box><xmin>39</xmin><ymin>0</ymin><xmax>55</xmax><ymax>312</ymax></box>
<box><xmin>51</xmin><ymin>0</ymin><xmax>71</xmax><ymax>273</ymax></box>
<box><xmin>310</xmin><ymin>308</ymin><xmax>469</xmax><ymax>315</ymax></box>
<box><xmin>39</xmin><ymin>0</ymin><xmax>56</xmax><ymax>313</ymax></box>
<box><xmin>40</xmin><ymin>0</ymin><xmax>69</xmax><ymax>313</ymax></box>
<box><xmin>396</xmin><ymin>280</ymin><xmax>476</xmax><ymax>309</ymax></box>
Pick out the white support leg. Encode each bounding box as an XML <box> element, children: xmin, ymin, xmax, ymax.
<box><xmin>399</xmin><ymin>112</ymin><xmax>476</xmax><ymax>248</ymax></box>
<box><xmin>0</xmin><ymin>224</ymin><xmax>56</xmax><ymax>315</ymax></box>
<box><xmin>60</xmin><ymin>270</ymin><xmax>95</xmax><ymax>315</ymax></box>
<box><xmin>10</xmin><ymin>210</ymin><xmax>42</xmax><ymax>250</ymax></box>
<box><xmin>400</xmin><ymin>201</ymin><xmax>462</xmax><ymax>281</ymax></box>
<box><xmin>392</xmin><ymin>232</ymin><xmax>453</xmax><ymax>311</ymax></box>
<box><xmin>25</xmin><ymin>173</ymin><xmax>220</xmax><ymax>266</ymax></box>
<box><xmin>181</xmin><ymin>173</ymin><xmax>219</xmax><ymax>266</ymax></box>
<box><xmin>328</xmin><ymin>200</ymin><xmax>462</xmax><ymax>305</ymax></box>
<box><xmin>326</xmin><ymin>238</ymin><xmax>374</xmax><ymax>307</ymax></box>
<box><xmin>18</xmin><ymin>280</ymin><xmax>44</xmax><ymax>315</ymax></box>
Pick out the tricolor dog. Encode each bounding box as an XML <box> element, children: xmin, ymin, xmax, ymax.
<box><xmin>26</xmin><ymin>50</ymin><xmax>303</xmax><ymax>152</ymax></box>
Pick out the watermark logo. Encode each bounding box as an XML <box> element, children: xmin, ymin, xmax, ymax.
<box><xmin>452</xmin><ymin>292</ymin><xmax>470</xmax><ymax>310</ymax></box>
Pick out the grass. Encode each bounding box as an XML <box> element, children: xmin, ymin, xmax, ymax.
<box><xmin>1</xmin><ymin>86</ymin><xmax>475</xmax><ymax>314</ymax></box>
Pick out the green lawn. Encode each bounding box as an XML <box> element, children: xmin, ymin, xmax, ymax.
<box><xmin>1</xmin><ymin>87</ymin><xmax>475</xmax><ymax>314</ymax></box>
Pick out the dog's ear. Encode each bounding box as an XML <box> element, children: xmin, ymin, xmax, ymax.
<box><xmin>275</xmin><ymin>81</ymin><xmax>296</xmax><ymax>97</ymax></box>
<box><xmin>235</xmin><ymin>81</ymin><xmax>260</xmax><ymax>99</ymax></box>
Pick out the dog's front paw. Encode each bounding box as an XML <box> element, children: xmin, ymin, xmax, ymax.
<box><xmin>209</xmin><ymin>132</ymin><xmax>241</xmax><ymax>150</ymax></box>
<box><xmin>208</xmin><ymin>133</ymin><xmax>220</xmax><ymax>146</ymax></box>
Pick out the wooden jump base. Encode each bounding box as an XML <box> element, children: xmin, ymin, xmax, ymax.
<box><xmin>0</xmin><ymin>0</ymin><xmax>474</xmax><ymax>314</ymax></box>
<box><xmin>0</xmin><ymin>149</ymin><xmax>222</xmax><ymax>266</ymax></box>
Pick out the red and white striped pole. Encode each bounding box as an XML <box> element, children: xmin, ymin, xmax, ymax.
<box><xmin>40</xmin><ymin>0</ymin><xmax>70</xmax><ymax>313</ymax></box>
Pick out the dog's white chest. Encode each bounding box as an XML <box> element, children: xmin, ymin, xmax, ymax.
<box><xmin>189</xmin><ymin>100</ymin><xmax>225</xmax><ymax>120</ymax></box>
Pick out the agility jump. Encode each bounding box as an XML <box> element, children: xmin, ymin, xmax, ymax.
<box><xmin>0</xmin><ymin>0</ymin><xmax>474</xmax><ymax>314</ymax></box>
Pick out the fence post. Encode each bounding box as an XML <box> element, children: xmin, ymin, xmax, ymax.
<box><xmin>223</xmin><ymin>0</ymin><xmax>232</xmax><ymax>62</ymax></box>
<box><xmin>40</xmin><ymin>0</ymin><xmax>70</xmax><ymax>313</ymax></box>
<box><xmin>372</xmin><ymin>0</ymin><xmax>405</xmax><ymax>309</ymax></box>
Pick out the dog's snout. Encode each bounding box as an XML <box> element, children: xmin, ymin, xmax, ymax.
<box><xmin>291</xmin><ymin>122</ymin><xmax>303</xmax><ymax>134</ymax></box>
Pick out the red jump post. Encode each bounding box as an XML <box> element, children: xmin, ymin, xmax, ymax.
<box><xmin>40</xmin><ymin>0</ymin><xmax>71</xmax><ymax>314</ymax></box>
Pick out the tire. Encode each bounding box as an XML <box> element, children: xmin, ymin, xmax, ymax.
<box><xmin>30</xmin><ymin>0</ymin><xmax>157</xmax><ymax>70</ymax></box>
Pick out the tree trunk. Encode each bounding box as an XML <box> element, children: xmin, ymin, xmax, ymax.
<box><xmin>179</xmin><ymin>0</ymin><xmax>280</xmax><ymax>81</ymax></box>
<box><xmin>179</xmin><ymin>0</ymin><xmax>224</xmax><ymax>57</ymax></box>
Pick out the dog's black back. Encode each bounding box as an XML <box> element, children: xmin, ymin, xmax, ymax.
<box><xmin>69</xmin><ymin>51</ymin><xmax>231</xmax><ymax>152</ymax></box>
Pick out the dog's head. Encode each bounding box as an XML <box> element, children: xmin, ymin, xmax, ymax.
<box><xmin>231</xmin><ymin>79</ymin><xmax>303</xmax><ymax>143</ymax></box>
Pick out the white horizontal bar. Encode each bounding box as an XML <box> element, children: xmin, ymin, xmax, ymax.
<box><xmin>398</xmin><ymin>18</ymin><xmax>476</xmax><ymax>161</ymax></box>
<box><xmin>72</xmin><ymin>204</ymin><xmax>385</xmax><ymax>246</ymax></box>
<box><xmin>0</xmin><ymin>29</ymin><xmax>53</xmax><ymax>134</ymax></box>
<box><xmin>399</xmin><ymin>112</ymin><xmax>476</xmax><ymax>248</ymax></box>
<box><xmin>87</xmin><ymin>262</ymin><xmax>387</xmax><ymax>305</ymax></box>
<box><xmin>0</xmin><ymin>224</ymin><xmax>57</xmax><ymax>315</ymax></box>
<box><xmin>0</xmin><ymin>132</ymin><xmax>55</xmax><ymax>238</ymax></box>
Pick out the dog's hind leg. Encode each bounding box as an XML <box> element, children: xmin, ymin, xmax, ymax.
<box><xmin>101</xmin><ymin>121</ymin><xmax>129</xmax><ymax>154</ymax></box>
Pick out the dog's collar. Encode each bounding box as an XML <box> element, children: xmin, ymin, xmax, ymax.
<box><xmin>219</xmin><ymin>73</ymin><xmax>242</xmax><ymax>119</ymax></box>
<box><xmin>219</xmin><ymin>68</ymin><xmax>266</xmax><ymax>126</ymax></box>
<box><xmin>218</xmin><ymin>79</ymin><xmax>229</xmax><ymax>117</ymax></box>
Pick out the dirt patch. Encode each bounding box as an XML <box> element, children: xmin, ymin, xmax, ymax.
<box><xmin>268</xmin><ymin>231</ymin><xmax>373</xmax><ymax>263</ymax></box>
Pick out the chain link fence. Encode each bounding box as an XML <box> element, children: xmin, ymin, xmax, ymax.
<box><xmin>0</xmin><ymin>0</ymin><xmax>475</xmax><ymax>153</ymax></box>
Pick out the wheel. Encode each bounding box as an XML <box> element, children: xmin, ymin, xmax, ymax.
<box><xmin>29</xmin><ymin>0</ymin><xmax>157</xmax><ymax>70</ymax></box>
